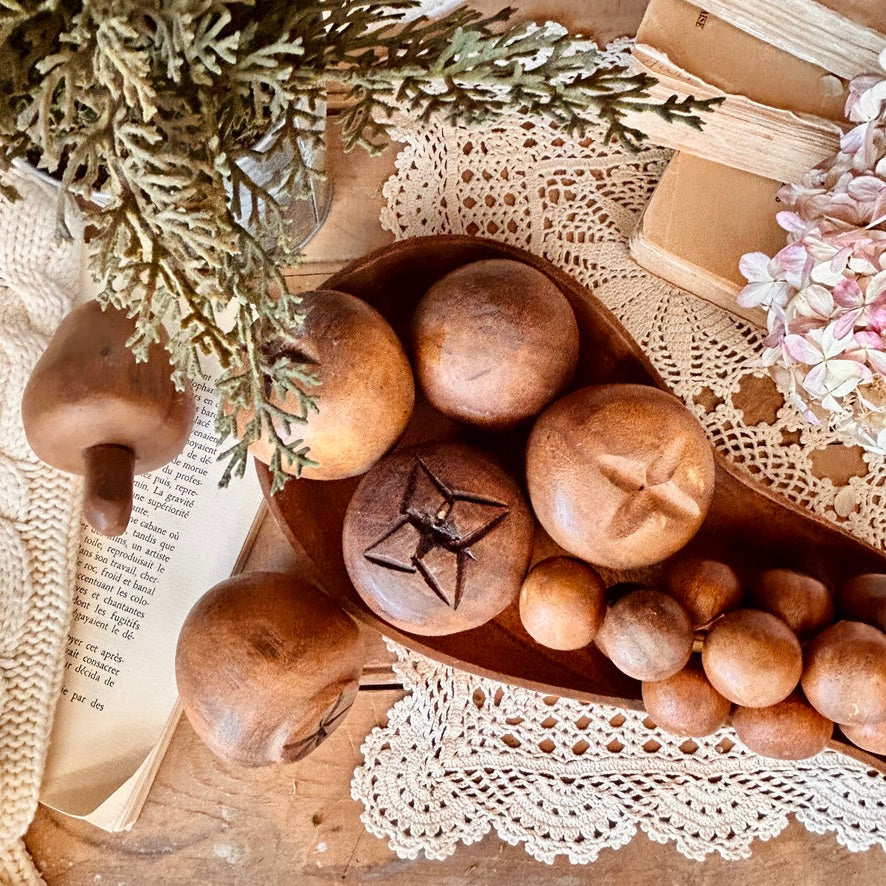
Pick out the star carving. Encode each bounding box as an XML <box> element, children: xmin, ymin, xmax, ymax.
<box><xmin>282</xmin><ymin>689</ymin><xmax>355</xmax><ymax>762</ymax></box>
<box><xmin>595</xmin><ymin>436</ymin><xmax>702</xmax><ymax>539</ymax></box>
<box><xmin>363</xmin><ymin>456</ymin><xmax>510</xmax><ymax>609</ymax></box>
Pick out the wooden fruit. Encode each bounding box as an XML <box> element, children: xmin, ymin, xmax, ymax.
<box><xmin>801</xmin><ymin>620</ymin><xmax>886</xmax><ymax>726</ymax></box>
<box><xmin>641</xmin><ymin>656</ymin><xmax>731</xmax><ymax>737</ymax></box>
<box><xmin>526</xmin><ymin>384</ymin><xmax>716</xmax><ymax>569</ymax></box>
<box><xmin>21</xmin><ymin>300</ymin><xmax>195</xmax><ymax>536</ymax></box>
<box><xmin>175</xmin><ymin>571</ymin><xmax>365</xmax><ymax>767</ymax></box>
<box><xmin>518</xmin><ymin>557</ymin><xmax>607</xmax><ymax>650</ymax></box>
<box><xmin>243</xmin><ymin>289</ymin><xmax>414</xmax><ymax>480</ymax></box>
<box><xmin>410</xmin><ymin>258</ymin><xmax>579</xmax><ymax>429</ymax></box>
<box><xmin>595</xmin><ymin>588</ymin><xmax>694</xmax><ymax>681</ymax></box>
<box><xmin>701</xmin><ymin>609</ymin><xmax>802</xmax><ymax>708</ymax></box>
<box><xmin>342</xmin><ymin>441</ymin><xmax>534</xmax><ymax>636</ymax></box>
<box><xmin>662</xmin><ymin>557</ymin><xmax>742</xmax><ymax>628</ymax></box>
<box><xmin>732</xmin><ymin>691</ymin><xmax>833</xmax><ymax>760</ymax></box>
<box><xmin>840</xmin><ymin>719</ymin><xmax>886</xmax><ymax>755</ymax></box>
<box><xmin>837</xmin><ymin>574</ymin><xmax>886</xmax><ymax>632</ymax></box>
<box><xmin>747</xmin><ymin>568</ymin><xmax>834</xmax><ymax>639</ymax></box>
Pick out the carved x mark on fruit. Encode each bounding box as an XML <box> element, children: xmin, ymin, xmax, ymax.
<box><xmin>596</xmin><ymin>437</ymin><xmax>701</xmax><ymax>540</ymax></box>
<box><xmin>282</xmin><ymin>689</ymin><xmax>355</xmax><ymax>762</ymax></box>
<box><xmin>363</xmin><ymin>457</ymin><xmax>509</xmax><ymax>609</ymax></box>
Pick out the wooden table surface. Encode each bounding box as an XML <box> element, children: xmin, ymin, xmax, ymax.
<box><xmin>24</xmin><ymin>2</ymin><xmax>886</xmax><ymax>882</ymax></box>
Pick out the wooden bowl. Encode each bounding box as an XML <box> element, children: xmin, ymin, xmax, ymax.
<box><xmin>258</xmin><ymin>235</ymin><xmax>886</xmax><ymax>773</ymax></box>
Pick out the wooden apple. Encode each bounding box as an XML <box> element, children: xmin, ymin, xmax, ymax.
<box><xmin>175</xmin><ymin>571</ymin><xmax>365</xmax><ymax>767</ymax></box>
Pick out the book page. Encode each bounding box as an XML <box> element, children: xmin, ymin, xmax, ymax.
<box><xmin>40</xmin><ymin>377</ymin><xmax>265</xmax><ymax>818</ymax></box>
<box><xmin>630</xmin><ymin>153</ymin><xmax>786</xmax><ymax>325</ymax></box>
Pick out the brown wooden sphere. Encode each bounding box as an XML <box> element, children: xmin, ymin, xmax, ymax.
<box><xmin>342</xmin><ymin>441</ymin><xmax>534</xmax><ymax>636</ymax></box>
<box><xmin>701</xmin><ymin>609</ymin><xmax>802</xmax><ymax>708</ymax></box>
<box><xmin>837</xmin><ymin>574</ymin><xmax>886</xmax><ymax>633</ymax></box>
<box><xmin>801</xmin><ymin>620</ymin><xmax>886</xmax><ymax>726</ymax></box>
<box><xmin>731</xmin><ymin>691</ymin><xmax>833</xmax><ymax>760</ymax></box>
<box><xmin>518</xmin><ymin>557</ymin><xmax>607</xmax><ymax>650</ymax></box>
<box><xmin>410</xmin><ymin>259</ymin><xmax>579</xmax><ymax>429</ymax></box>
<box><xmin>526</xmin><ymin>384</ymin><xmax>716</xmax><ymax>569</ymax></box>
<box><xmin>244</xmin><ymin>289</ymin><xmax>414</xmax><ymax>480</ymax></box>
<box><xmin>748</xmin><ymin>568</ymin><xmax>834</xmax><ymax>639</ymax></box>
<box><xmin>595</xmin><ymin>588</ymin><xmax>694</xmax><ymax>681</ymax></box>
<box><xmin>662</xmin><ymin>557</ymin><xmax>742</xmax><ymax>628</ymax></box>
<box><xmin>175</xmin><ymin>572</ymin><xmax>365</xmax><ymax>768</ymax></box>
<box><xmin>840</xmin><ymin>718</ymin><xmax>886</xmax><ymax>755</ymax></box>
<box><xmin>641</xmin><ymin>656</ymin><xmax>731</xmax><ymax>737</ymax></box>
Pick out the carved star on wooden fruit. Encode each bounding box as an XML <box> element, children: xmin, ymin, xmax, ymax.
<box><xmin>363</xmin><ymin>457</ymin><xmax>510</xmax><ymax>609</ymax></box>
<box><xmin>595</xmin><ymin>436</ymin><xmax>702</xmax><ymax>540</ymax></box>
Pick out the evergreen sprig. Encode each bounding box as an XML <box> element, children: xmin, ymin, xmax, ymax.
<box><xmin>0</xmin><ymin>0</ymin><xmax>718</xmax><ymax>491</ymax></box>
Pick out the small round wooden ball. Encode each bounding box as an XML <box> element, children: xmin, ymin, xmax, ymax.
<box><xmin>748</xmin><ymin>568</ymin><xmax>834</xmax><ymax>639</ymax></box>
<box><xmin>801</xmin><ymin>620</ymin><xmax>886</xmax><ymax>726</ymax></box>
<box><xmin>596</xmin><ymin>588</ymin><xmax>694</xmax><ymax>681</ymax></box>
<box><xmin>732</xmin><ymin>691</ymin><xmax>833</xmax><ymax>760</ymax></box>
<box><xmin>244</xmin><ymin>289</ymin><xmax>415</xmax><ymax>480</ymax></box>
<box><xmin>701</xmin><ymin>609</ymin><xmax>802</xmax><ymax>708</ymax></box>
<box><xmin>411</xmin><ymin>259</ymin><xmax>579</xmax><ymax>429</ymax></box>
<box><xmin>342</xmin><ymin>441</ymin><xmax>534</xmax><ymax>636</ymax></box>
<box><xmin>662</xmin><ymin>557</ymin><xmax>742</xmax><ymax>628</ymax></box>
<box><xmin>526</xmin><ymin>384</ymin><xmax>716</xmax><ymax>569</ymax></box>
<box><xmin>840</xmin><ymin>718</ymin><xmax>886</xmax><ymax>755</ymax></box>
<box><xmin>641</xmin><ymin>656</ymin><xmax>731</xmax><ymax>737</ymax></box>
<box><xmin>519</xmin><ymin>557</ymin><xmax>607</xmax><ymax>650</ymax></box>
<box><xmin>175</xmin><ymin>572</ymin><xmax>365</xmax><ymax>768</ymax></box>
<box><xmin>837</xmin><ymin>574</ymin><xmax>886</xmax><ymax>633</ymax></box>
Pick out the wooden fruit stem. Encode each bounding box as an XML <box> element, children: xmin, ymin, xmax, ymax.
<box><xmin>82</xmin><ymin>444</ymin><xmax>136</xmax><ymax>537</ymax></box>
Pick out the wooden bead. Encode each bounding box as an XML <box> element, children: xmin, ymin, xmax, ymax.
<box><xmin>802</xmin><ymin>620</ymin><xmax>886</xmax><ymax>726</ymax></box>
<box><xmin>244</xmin><ymin>289</ymin><xmax>414</xmax><ymax>480</ymax></box>
<box><xmin>596</xmin><ymin>588</ymin><xmax>694</xmax><ymax>681</ymax></box>
<box><xmin>342</xmin><ymin>441</ymin><xmax>534</xmax><ymax>636</ymax></box>
<box><xmin>732</xmin><ymin>691</ymin><xmax>833</xmax><ymax>760</ymax></box>
<box><xmin>841</xmin><ymin>718</ymin><xmax>886</xmax><ymax>755</ymax></box>
<box><xmin>641</xmin><ymin>655</ymin><xmax>731</xmax><ymax>737</ymax></box>
<box><xmin>175</xmin><ymin>572</ymin><xmax>365</xmax><ymax>768</ymax></box>
<box><xmin>411</xmin><ymin>259</ymin><xmax>579</xmax><ymax>429</ymax></box>
<box><xmin>526</xmin><ymin>384</ymin><xmax>716</xmax><ymax>569</ymax></box>
<box><xmin>837</xmin><ymin>574</ymin><xmax>886</xmax><ymax>633</ymax></box>
<box><xmin>701</xmin><ymin>609</ymin><xmax>802</xmax><ymax>708</ymax></box>
<box><xmin>518</xmin><ymin>557</ymin><xmax>607</xmax><ymax>650</ymax></box>
<box><xmin>748</xmin><ymin>568</ymin><xmax>834</xmax><ymax>639</ymax></box>
<box><xmin>662</xmin><ymin>557</ymin><xmax>742</xmax><ymax>628</ymax></box>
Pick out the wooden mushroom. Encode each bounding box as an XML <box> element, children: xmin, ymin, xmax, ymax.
<box><xmin>21</xmin><ymin>301</ymin><xmax>195</xmax><ymax>536</ymax></box>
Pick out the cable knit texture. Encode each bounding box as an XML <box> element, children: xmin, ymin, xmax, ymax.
<box><xmin>0</xmin><ymin>165</ymin><xmax>83</xmax><ymax>884</ymax></box>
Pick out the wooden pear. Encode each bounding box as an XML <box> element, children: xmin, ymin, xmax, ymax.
<box><xmin>21</xmin><ymin>301</ymin><xmax>195</xmax><ymax>536</ymax></box>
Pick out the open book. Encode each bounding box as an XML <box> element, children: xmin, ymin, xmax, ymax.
<box><xmin>624</xmin><ymin>0</ymin><xmax>886</xmax><ymax>182</ymax></box>
<box><xmin>629</xmin><ymin>152</ymin><xmax>784</xmax><ymax>326</ymax></box>
<box><xmin>39</xmin><ymin>377</ymin><xmax>265</xmax><ymax>831</ymax></box>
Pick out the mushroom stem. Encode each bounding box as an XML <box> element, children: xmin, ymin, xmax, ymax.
<box><xmin>82</xmin><ymin>444</ymin><xmax>136</xmax><ymax>537</ymax></box>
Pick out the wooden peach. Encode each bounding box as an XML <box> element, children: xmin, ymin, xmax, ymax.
<box><xmin>411</xmin><ymin>259</ymin><xmax>579</xmax><ymax>429</ymax></box>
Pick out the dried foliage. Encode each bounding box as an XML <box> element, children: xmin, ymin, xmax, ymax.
<box><xmin>0</xmin><ymin>0</ymin><xmax>717</xmax><ymax>489</ymax></box>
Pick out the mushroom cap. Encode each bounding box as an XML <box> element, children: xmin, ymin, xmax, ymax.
<box><xmin>701</xmin><ymin>609</ymin><xmax>802</xmax><ymax>708</ymax></box>
<box><xmin>244</xmin><ymin>289</ymin><xmax>414</xmax><ymax>480</ymax></box>
<box><xmin>411</xmin><ymin>259</ymin><xmax>579</xmax><ymax>429</ymax></box>
<box><xmin>526</xmin><ymin>384</ymin><xmax>716</xmax><ymax>569</ymax></box>
<box><xmin>175</xmin><ymin>571</ymin><xmax>365</xmax><ymax>767</ymax></box>
<box><xmin>801</xmin><ymin>620</ymin><xmax>886</xmax><ymax>726</ymax></box>
<box><xmin>732</xmin><ymin>691</ymin><xmax>833</xmax><ymax>760</ymax></box>
<box><xmin>22</xmin><ymin>301</ymin><xmax>195</xmax><ymax>475</ymax></box>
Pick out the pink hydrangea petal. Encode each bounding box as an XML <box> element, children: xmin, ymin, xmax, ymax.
<box><xmin>868</xmin><ymin>349</ymin><xmax>886</xmax><ymax>375</ymax></box>
<box><xmin>784</xmin><ymin>334</ymin><xmax>823</xmax><ymax>364</ymax></box>
<box><xmin>738</xmin><ymin>251</ymin><xmax>776</xmax><ymax>283</ymax></box>
<box><xmin>834</xmin><ymin>308</ymin><xmax>862</xmax><ymax>338</ymax></box>
<box><xmin>854</xmin><ymin>330</ymin><xmax>883</xmax><ymax>349</ymax></box>
<box><xmin>832</xmin><ymin>276</ymin><xmax>862</xmax><ymax>307</ymax></box>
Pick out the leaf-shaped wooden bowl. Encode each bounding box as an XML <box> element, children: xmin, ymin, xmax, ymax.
<box><xmin>259</xmin><ymin>235</ymin><xmax>886</xmax><ymax>771</ymax></box>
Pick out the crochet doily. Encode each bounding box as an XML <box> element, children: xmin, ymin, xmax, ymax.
<box><xmin>0</xmin><ymin>165</ymin><xmax>83</xmax><ymax>884</ymax></box>
<box><xmin>351</xmin><ymin>46</ymin><xmax>886</xmax><ymax>863</ymax></box>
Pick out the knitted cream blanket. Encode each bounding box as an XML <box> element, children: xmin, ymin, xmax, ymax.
<box><xmin>0</xmin><ymin>166</ymin><xmax>84</xmax><ymax>885</ymax></box>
